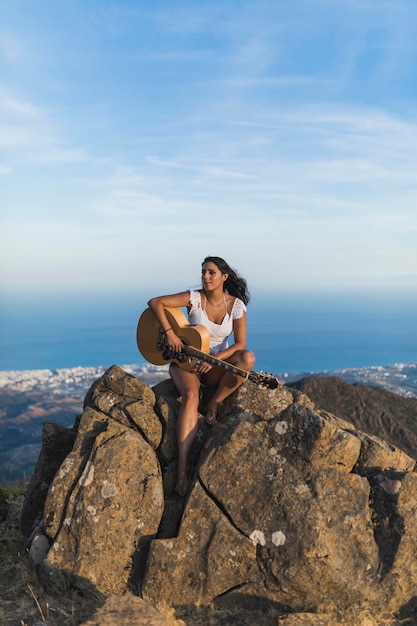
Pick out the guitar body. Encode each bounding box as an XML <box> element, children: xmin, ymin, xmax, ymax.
<box><xmin>136</xmin><ymin>306</ymin><xmax>279</xmax><ymax>389</ymax></box>
<box><xmin>136</xmin><ymin>307</ymin><xmax>210</xmax><ymax>372</ymax></box>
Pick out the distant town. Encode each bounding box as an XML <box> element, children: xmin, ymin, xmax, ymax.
<box><xmin>1</xmin><ymin>361</ymin><xmax>416</xmax><ymax>484</ymax></box>
<box><xmin>0</xmin><ymin>363</ymin><xmax>168</xmax><ymax>394</ymax></box>
<box><xmin>1</xmin><ymin>361</ymin><xmax>416</xmax><ymax>398</ymax></box>
<box><xmin>281</xmin><ymin>362</ymin><xmax>417</xmax><ymax>398</ymax></box>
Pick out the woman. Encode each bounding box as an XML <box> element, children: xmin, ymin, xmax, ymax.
<box><xmin>148</xmin><ymin>256</ymin><xmax>255</xmax><ymax>496</ymax></box>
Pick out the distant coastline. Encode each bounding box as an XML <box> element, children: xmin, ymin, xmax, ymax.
<box><xmin>1</xmin><ymin>361</ymin><xmax>416</xmax><ymax>484</ymax></box>
<box><xmin>1</xmin><ymin>361</ymin><xmax>416</xmax><ymax>398</ymax></box>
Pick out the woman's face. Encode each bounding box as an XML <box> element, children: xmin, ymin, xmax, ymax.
<box><xmin>201</xmin><ymin>262</ymin><xmax>227</xmax><ymax>292</ymax></box>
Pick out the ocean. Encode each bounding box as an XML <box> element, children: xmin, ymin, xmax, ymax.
<box><xmin>1</xmin><ymin>289</ymin><xmax>416</xmax><ymax>376</ymax></box>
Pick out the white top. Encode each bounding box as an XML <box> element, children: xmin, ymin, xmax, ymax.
<box><xmin>188</xmin><ymin>290</ymin><xmax>246</xmax><ymax>355</ymax></box>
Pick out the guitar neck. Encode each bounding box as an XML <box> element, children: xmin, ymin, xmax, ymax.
<box><xmin>136</xmin><ymin>305</ymin><xmax>278</xmax><ymax>389</ymax></box>
<box><xmin>181</xmin><ymin>344</ymin><xmax>278</xmax><ymax>389</ymax></box>
<box><xmin>183</xmin><ymin>345</ymin><xmax>249</xmax><ymax>380</ymax></box>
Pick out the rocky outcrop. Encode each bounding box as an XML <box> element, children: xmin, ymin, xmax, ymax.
<box><xmin>288</xmin><ymin>375</ymin><xmax>417</xmax><ymax>458</ymax></box>
<box><xmin>36</xmin><ymin>367</ymin><xmax>164</xmax><ymax>597</ymax></box>
<box><xmin>20</xmin><ymin>420</ymin><xmax>77</xmax><ymax>536</ymax></box>
<box><xmin>22</xmin><ymin>365</ymin><xmax>417</xmax><ymax>624</ymax></box>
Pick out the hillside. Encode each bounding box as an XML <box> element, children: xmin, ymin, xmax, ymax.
<box><xmin>0</xmin><ymin>365</ymin><xmax>169</xmax><ymax>484</ymax></box>
<box><xmin>0</xmin><ymin>389</ymin><xmax>81</xmax><ymax>483</ymax></box>
<box><xmin>288</xmin><ymin>376</ymin><xmax>417</xmax><ymax>459</ymax></box>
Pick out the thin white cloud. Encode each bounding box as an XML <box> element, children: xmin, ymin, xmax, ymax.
<box><xmin>209</xmin><ymin>76</ymin><xmax>334</xmax><ymax>89</ymax></box>
<box><xmin>0</xmin><ymin>88</ymin><xmax>90</xmax><ymax>164</ymax></box>
<box><xmin>0</xmin><ymin>0</ymin><xmax>416</xmax><ymax>293</ymax></box>
<box><xmin>0</xmin><ymin>92</ymin><xmax>40</xmax><ymax>117</ymax></box>
<box><xmin>0</xmin><ymin>165</ymin><xmax>11</xmax><ymax>176</ymax></box>
<box><xmin>146</xmin><ymin>157</ymin><xmax>196</xmax><ymax>171</ymax></box>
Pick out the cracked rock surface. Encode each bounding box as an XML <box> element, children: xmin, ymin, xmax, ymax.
<box><xmin>22</xmin><ymin>364</ymin><xmax>417</xmax><ymax>620</ymax></box>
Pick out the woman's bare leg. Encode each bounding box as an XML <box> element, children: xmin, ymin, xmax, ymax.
<box><xmin>204</xmin><ymin>350</ymin><xmax>256</xmax><ymax>423</ymax></box>
<box><xmin>169</xmin><ymin>364</ymin><xmax>201</xmax><ymax>495</ymax></box>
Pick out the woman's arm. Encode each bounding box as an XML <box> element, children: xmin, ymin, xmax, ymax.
<box><xmin>148</xmin><ymin>291</ymin><xmax>191</xmax><ymax>352</ymax></box>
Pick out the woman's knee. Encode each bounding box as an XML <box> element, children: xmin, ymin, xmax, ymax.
<box><xmin>180</xmin><ymin>387</ymin><xmax>200</xmax><ymax>407</ymax></box>
<box><xmin>170</xmin><ymin>366</ymin><xmax>200</xmax><ymax>404</ymax></box>
<box><xmin>237</xmin><ymin>349</ymin><xmax>256</xmax><ymax>370</ymax></box>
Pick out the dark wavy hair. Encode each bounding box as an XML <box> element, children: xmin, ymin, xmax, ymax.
<box><xmin>202</xmin><ymin>256</ymin><xmax>250</xmax><ymax>305</ymax></box>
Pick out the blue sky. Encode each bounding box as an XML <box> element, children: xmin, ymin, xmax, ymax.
<box><xmin>1</xmin><ymin>0</ymin><xmax>416</xmax><ymax>297</ymax></box>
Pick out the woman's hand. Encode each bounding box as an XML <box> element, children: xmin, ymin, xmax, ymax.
<box><xmin>164</xmin><ymin>329</ymin><xmax>183</xmax><ymax>354</ymax></box>
<box><xmin>192</xmin><ymin>359</ymin><xmax>212</xmax><ymax>375</ymax></box>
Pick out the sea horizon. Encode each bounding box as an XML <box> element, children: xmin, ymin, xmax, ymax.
<box><xmin>1</xmin><ymin>288</ymin><xmax>416</xmax><ymax>376</ymax></box>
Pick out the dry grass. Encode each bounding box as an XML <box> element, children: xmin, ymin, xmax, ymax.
<box><xmin>1</xmin><ymin>488</ymin><xmax>416</xmax><ymax>626</ymax></box>
<box><xmin>172</xmin><ymin>605</ymin><xmax>417</xmax><ymax>626</ymax></box>
<box><xmin>0</xmin><ymin>488</ymin><xmax>97</xmax><ymax>626</ymax></box>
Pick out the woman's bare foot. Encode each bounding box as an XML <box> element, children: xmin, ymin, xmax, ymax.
<box><xmin>175</xmin><ymin>472</ymin><xmax>190</xmax><ymax>497</ymax></box>
<box><xmin>205</xmin><ymin>401</ymin><xmax>218</xmax><ymax>425</ymax></box>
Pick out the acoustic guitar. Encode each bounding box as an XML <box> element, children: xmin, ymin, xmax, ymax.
<box><xmin>136</xmin><ymin>306</ymin><xmax>279</xmax><ymax>389</ymax></box>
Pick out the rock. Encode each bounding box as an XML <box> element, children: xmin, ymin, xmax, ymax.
<box><xmin>20</xmin><ymin>420</ymin><xmax>77</xmax><ymax>536</ymax></box>
<box><xmin>23</xmin><ymin>365</ymin><xmax>417</xmax><ymax>624</ymax></box>
<box><xmin>84</xmin><ymin>364</ymin><xmax>162</xmax><ymax>450</ymax></box>
<box><xmin>79</xmin><ymin>594</ymin><xmax>174</xmax><ymax>625</ymax></box>
<box><xmin>217</xmin><ymin>377</ymin><xmax>294</xmax><ymax>421</ymax></box>
<box><xmin>142</xmin><ymin>416</ymin><xmax>381</xmax><ymax>614</ymax></box>
<box><xmin>85</xmin><ymin>364</ymin><xmax>156</xmax><ymax>409</ymax></box>
<box><xmin>142</xmin><ymin>480</ymin><xmax>259</xmax><ymax>607</ymax></box>
<box><xmin>353</xmin><ymin>430</ymin><xmax>416</xmax><ymax>474</ymax></box>
<box><xmin>279</xmin><ymin>403</ymin><xmax>361</xmax><ymax>472</ymax></box>
<box><xmin>39</xmin><ymin>402</ymin><xmax>164</xmax><ymax>596</ymax></box>
<box><xmin>29</xmin><ymin>530</ymin><xmax>50</xmax><ymax>566</ymax></box>
<box><xmin>380</xmin><ymin>471</ymin><xmax>417</xmax><ymax>612</ymax></box>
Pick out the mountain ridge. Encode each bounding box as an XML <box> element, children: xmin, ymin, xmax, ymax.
<box><xmin>288</xmin><ymin>375</ymin><xmax>417</xmax><ymax>458</ymax></box>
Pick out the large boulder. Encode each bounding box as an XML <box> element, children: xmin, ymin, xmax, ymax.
<box><xmin>143</xmin><ymin>382</ymin><xmax>417</xmax><ymax>618</ymax></box>
<box><xmin>37</xmin><ymin>366</ymin><xmax>164</xmax><ymax>597</ymax></box>
<box><xmin>23</xmin><ymin>365</ymin><xmax>417</xmax><ymax>623</ymax></box>
<box><xmin>142</xmin><ymin>405</ymin><xmax>379</xmax><ymax>613</ymax></box>
<box><xmin>20</xmin><ymin>420</ymin><xmax>77</xmax><ymax>536</ymax></box>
